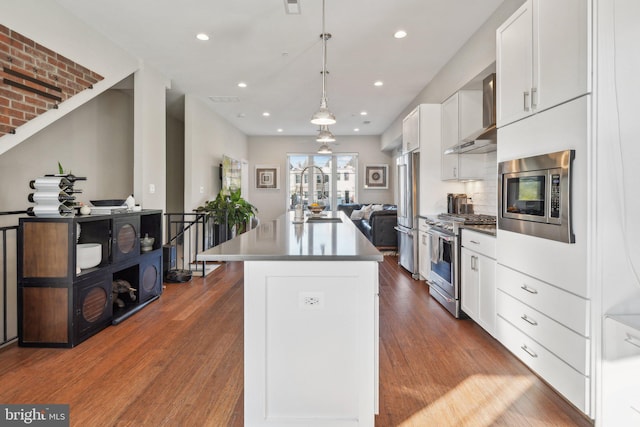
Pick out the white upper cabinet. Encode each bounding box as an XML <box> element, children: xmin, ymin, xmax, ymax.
<box><xmin>402</xmin><ymin>106</ymin><xmax>420</xmax><ymax>153</ymax></box>
<box><xmin>441</xmin><ymin>91</ymin><xmax>485</xmax><ymax>181</ymax></box>
<box><xmin>496</xmin><ymin>0</ymin><xmax>590</xmax><ymax>128</ymax></box>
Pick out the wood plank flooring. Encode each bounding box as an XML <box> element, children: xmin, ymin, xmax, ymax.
<box><xmin>0</xmin><ymin>257</ymin><xmax>593</xmax><ymax>426</ymax></box>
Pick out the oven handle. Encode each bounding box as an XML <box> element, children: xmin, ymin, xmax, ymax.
<box><xmin>427</xmin><ymin>281</ymin><xmax>455</xmax><ymax>303</ymax></box>
<box><xmin>393</xmin><ymin>227</ymin><xmax>416</xmax><ymax>236</ymax></box>
<box><xmin>426</xmin><ymin>228</ymin><xmax>454</xmax><ymax>242</ymax></box>
<box><xmin>394</xmin><ymin>226</ymin><xmax>411</xmax><ymax>235</ymax></box>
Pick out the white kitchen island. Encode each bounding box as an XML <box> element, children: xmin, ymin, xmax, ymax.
<box><xmin>197</xmin><ymin>211</ymin><xmax>382</xmax><ymax>427</ymax></box>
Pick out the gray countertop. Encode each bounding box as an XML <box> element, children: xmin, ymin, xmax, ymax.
<box><xmin>606</xmin><ymin>314</ymin><xmax>640</xmax><ymax>331</ymax></box>
<box><xmin>196</xmin><ymin>211</ymin><xmax>383</xmax><ymax>262</ymax></box>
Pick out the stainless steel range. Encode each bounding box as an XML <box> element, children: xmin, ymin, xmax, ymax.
<box><xmin>424</xmin><ymin>213</ymin><xmax>496</xmax><ymax>318</ymax></box>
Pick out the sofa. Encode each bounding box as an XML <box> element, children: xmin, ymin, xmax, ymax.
<box><xmin>337</xmin><ymin>203</ymin><xmax>398</xmax><ymax>250</ymax></box>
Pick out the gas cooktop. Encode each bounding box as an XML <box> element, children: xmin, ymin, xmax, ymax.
<box><xmin>425</xmin><ymin>213</ymin><xmax>496</xmax><ymax>234</ymax></box>
<box><xmin>437</xmin><ymin>213</ymin><xmax>497</xmax><ymax>225</ymax></box>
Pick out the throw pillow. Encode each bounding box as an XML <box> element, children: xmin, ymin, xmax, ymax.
<box><xmin>364</xmin><ymin>204</ymin><xmax>384</xmax><ymax>220</ymax></box>
<box><xmin>350</xmin><ymin>209</ymin><xmax>364</xmax><ymax>220</ymax></box>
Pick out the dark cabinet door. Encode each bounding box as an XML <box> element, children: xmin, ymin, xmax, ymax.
<box><xmin>74</xmin><ymin>273</ymin><xmax>112</xmax><ymax>343</ymax></box>
<box><xmin>138</xmin><ymin>254</ymin><xmax>162</xmax><ymax>303</ymax></box>
<box><xmin>111</xmin><ymin>216</ymin><xmax>140</xmax><ymax>263</ymax></box>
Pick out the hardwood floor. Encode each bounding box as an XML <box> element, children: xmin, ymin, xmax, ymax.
<box><xmin>0</xmin><ymin>257</ymin><xmax>592</xmax><ymax>426</ymax></box>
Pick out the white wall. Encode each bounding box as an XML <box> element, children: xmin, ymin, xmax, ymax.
<box><xmin>134</xmin><ymin>65</ymin><xmax>170</xmax><ymax>211</ymax></box>
<box><xmin>166</xmin><ymin>111</ymin><xmax>185</xmax><ymax>215</ymax></box>
<box><xmin>596</xmin><ymin>0</ymin><xmax>640</xmax><ymax>314</ymax></box>
<box><xmin>1</xmin><ymin>0</ymin><xmax>169</xmax><ymax>215</ymax></box>
<box><xmin>184</xmin><ymin>95</ymin><xmax>248</xmax><ymax>212</ymax></box>
<box><xmin>0</xmin><ymin>89</ymin><xmax>134</xmax><ymax>224</ymax></box>
<box><xmin>0</xmin><ymin>0</ymin><xmax>139</xmax><ymax>155</ymax></box>
<box><xmin>247</xmin><ymin>135</ymin><xmax>394</xmax><ymax>222</ymax></box>
<box><xmin>381</xmin><ymin>0</ymin><xmax>526</xmax><ymax>151</ymax></box>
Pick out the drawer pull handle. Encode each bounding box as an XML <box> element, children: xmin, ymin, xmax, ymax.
<box><xmin>521</xmin><ymin>284</ymin><xmax>538</xmax><ymax>294</ymax></box>
<box><xmin>521</xmin><ymin>314</ymin><xmax>538</xmax><ymax>326</ymax></box>
<box><xmin>624</xmin><ymin>334</ymin><xmax>640</xmax><ymax>349</ymax></box>
<box><xmin>470</xmin><ymin>240</ymin><xmax>480</xmax><ymax>245</ymax></box>
<box><xmin>521</xmin><ymin>344</ymin><xmax>538</xmax><ymax>358</ymax></box>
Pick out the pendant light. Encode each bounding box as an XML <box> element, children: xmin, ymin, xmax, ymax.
<box><xmin>310</xmin><ymin>0</ymin><xmax>336</xmax><ymax>126</ymax></box>
<box><xmin>316</xmin><ymin>125</ymin><xmax>335</xmax><ymax>143</ymax></box>
<box><xmin>318</xmin><ymin>143</ymin><xmax>332</xmax><ymax>154</ymax></box>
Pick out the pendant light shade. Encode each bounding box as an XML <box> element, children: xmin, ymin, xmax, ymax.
<box><xmin>311</xmin><ymin>102</ymin><xmax>336</xmax><ymax>125</ymax></box>
<box><xmin>316</xmin><ymin>125</ymin><xmax>335</xmax><ymax>143</ymax></box>
<box><xmin>310</xmin><ymin>0</ymin><xmax>336</xmax><ymax>125</ymax></box>
<box><xmin>318</xmin><ymin>143</ymin><xmax>332</xmax><ymax>154</ymax></box>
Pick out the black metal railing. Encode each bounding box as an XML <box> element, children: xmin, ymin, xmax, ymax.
<box><xmin>164</xmin><ymin>212</ymin><xmax>230</xmax><ymax>277</ymax></box>
<box><xmin>0</xmin><ymin>211</ymin><xmax>23</xmax><ymax>348</ymax></box>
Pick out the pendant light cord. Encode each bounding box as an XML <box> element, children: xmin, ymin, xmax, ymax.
<box><xmin>321</xmin><ymin>0</ymin><xmax>328</xmax><ymax>104</ymax></box>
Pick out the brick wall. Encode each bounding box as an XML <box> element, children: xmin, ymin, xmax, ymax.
<box><xmin>0</xmin><ymin>24</ymin><xmax>104</xmax><ymax>137</ymax></box>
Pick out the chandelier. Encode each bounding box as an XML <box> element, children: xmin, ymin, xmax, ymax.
<box><xmin>310</xmin><ymin>0</ymin><xmax>336</xmax><ymax>126</ymax></box>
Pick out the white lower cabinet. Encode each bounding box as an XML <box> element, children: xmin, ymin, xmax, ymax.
<box><xmin>460</xmin><ymin>230</ymin><xmax>496</xmax><ymax>336</ymax></box>
<box><xmin>496</xmin><ymin>316</ymin><xmax>589</xmax><ymax>412</ymax></box>
<box><xmin>603</xmin><ymin>315</ymin><xmax>640</xmax><ymax>427</ymax></box>
<box><xmin>496</xmin><ymin>290</ymin><xmax>589</xmax><ymax>375</ymax></box>
<box><xmin>244</xmin><ymin>261</ymin><xmax>378</xmax><ymax>426</ymax></box>
<box><xmin>495</xmin><ymin>263</ymin><xmax>590</xmax><ymax>414</ymax></box>
<box><xmin>418</xmin><ymin>228</ymin><xmax>430</xmax><ymax>281</ymax></box>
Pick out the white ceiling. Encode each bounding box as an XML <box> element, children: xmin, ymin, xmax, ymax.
<box><xmin>54</xmin><ymin>0</ymin><xmax>503</xmax><ymax>137</ymax></box>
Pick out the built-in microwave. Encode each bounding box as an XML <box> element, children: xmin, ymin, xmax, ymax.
<box><xmin>498</xmin><ymin>149</ymin><xmax>575</xmax><ymax>243</ymax></box>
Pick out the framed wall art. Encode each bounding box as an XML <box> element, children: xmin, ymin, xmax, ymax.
<box><xmin>364</xmin><ymin>164</ymin><xmax>388</xmax><ymax>189</ymax></box>
<box><xmin>255</xmin><ymin>165</ymin><xmax>280</xmax><ymax>189</ymax></box>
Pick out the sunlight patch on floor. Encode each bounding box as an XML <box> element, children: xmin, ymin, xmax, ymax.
<box><xmin>399</xmin><ymin>374</ymin><xmax>534</xmax><ymax>427</ymax></box>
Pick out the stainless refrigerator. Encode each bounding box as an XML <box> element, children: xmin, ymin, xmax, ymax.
<box><xmin>395</xmin><ymin>152</ymin><xmax>419</xmax><ymax>278</ymax></box>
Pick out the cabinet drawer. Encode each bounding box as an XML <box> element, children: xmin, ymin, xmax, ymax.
<box><xmin>418</xmin><ymin>217</ymin><xmax>430</xmax><ymax>233</ymax></box>
<box><xmin>461</xmin><ymin>229</ymin><xmax>495</xmax><ymax>258</ymax></box>
<box><xmin>496</xmin><ymin>316</ymin><xmax>589</xmax><ymax>414</ymax></box>
<box><xmin>497</xmin><ymin>289</ymin><xmax>589</xmax><ymax>375</ymax></box>
<box><xmin>497</xmin><ymin>264</ymin><xmax>589</xmax><ymax>336</ymax></box>
<box><xmin>603</xmin><ymin>316</ymin><xmax>640</xmax><ymax>426</ymax></box>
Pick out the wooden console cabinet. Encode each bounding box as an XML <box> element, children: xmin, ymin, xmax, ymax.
<box><xmin>18</xmin><ymin>210</ymin><xmax>163</xmax><ymax>347</ymax></box>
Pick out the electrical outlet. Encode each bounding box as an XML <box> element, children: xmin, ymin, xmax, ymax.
<box><xmin>304</xmin><ymin>296</ymin><xmax>320</xmax><ymax>306</ymax></box>
<box><xmin>299</xmin><ymin>292</ymin><xmax>324</xmax><ymax>309</ymax></box>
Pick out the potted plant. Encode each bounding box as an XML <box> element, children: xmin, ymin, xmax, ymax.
<box><xmin>196</xmin><ymin>189</ymin><xmax>258</xmax><ymax>242</ymax></box>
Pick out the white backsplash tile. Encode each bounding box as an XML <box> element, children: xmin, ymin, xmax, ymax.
<box><xmin>464</xmin><ymin>151</ymin><xmax>497</xmax><ymax>216</ymax></box>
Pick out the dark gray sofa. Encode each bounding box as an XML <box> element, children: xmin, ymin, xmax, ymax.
<box><xmin>337</xmin><ymin>203</ymin><xmax>398</xmax><ymax>250</ymax></box>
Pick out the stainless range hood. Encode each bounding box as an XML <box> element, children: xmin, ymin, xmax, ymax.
<box><xmin>445</xmin><ymin>73</ymin><xmax>496</xmax><ymax>155</ymax></box>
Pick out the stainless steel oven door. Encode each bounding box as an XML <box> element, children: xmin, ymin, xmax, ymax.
<box><xmin>426</xmin><ymin>228</ymin><xmax>457</xmax><ymax>299</ymax></box>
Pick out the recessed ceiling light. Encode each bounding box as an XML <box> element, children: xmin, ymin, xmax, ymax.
<box><xmin>277</xmin><ymin>128</ymin><xmax>283</xmax><ymax>133</ymax></box>
<box><xmin>360</xmin><ymin>111</ymin><xmax>368</xmax><ymax>116</ymax></box>
<box><xmin>262</xmin><ymin>112</ymin><xmax>270</xmax><ymax>117</ymax></box>
<box><xmin>237</xmin><ymin>82</ymin><xmax>247</xmax><ymax>88</ymax></box>
<box><xmin>354</xmin><ymin>128</ymin><xmax>360</xmax><ymax>132</ymax></box>
<box><xmin>196</xmin><ymin>33</ymin><xmax>210</xmax><ymax>41</ymax></box>
<box><xmin>374</xmin><ymin>81</ymin><xmax>384</xmax><ymax>87</ymax></box>
<box><xmin>394</xmin><ymin>30</ymin><xmax>407</xmax><ymax>39</ymax></box>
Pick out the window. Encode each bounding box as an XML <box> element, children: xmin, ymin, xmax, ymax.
<box><xmin>287</xmin><ymin>153</ymin><xmax>358</xmax><ymax>211</ymax></box>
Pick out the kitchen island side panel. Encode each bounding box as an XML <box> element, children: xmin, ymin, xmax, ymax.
<box><xmin>244</xmin><ymin>260</ymin><xmax>378</xmax><ymax>427</ymax></box>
